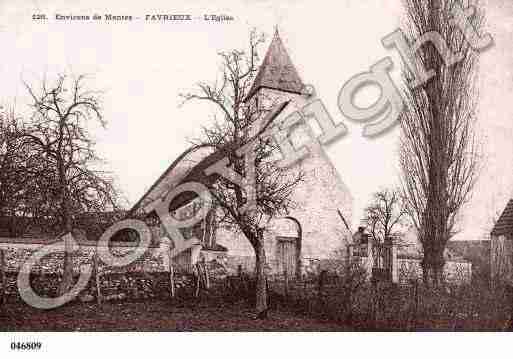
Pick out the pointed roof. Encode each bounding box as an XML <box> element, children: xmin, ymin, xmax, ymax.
<box><xmin>492</xmin><ymin>199</ymin><xmax>513</xmax><ymax>236</ymax></box>
<box><xmin>245</xmin><ymin>29</ymin><xmax>304</xmax><ymax>101</ymax></box>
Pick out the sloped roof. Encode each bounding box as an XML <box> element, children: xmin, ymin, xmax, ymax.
<box><xmin>127</xmin><ymin>145</ymin><xmax>216</xmax><ymax>217</ymax></box>
<box><xmin>245</xmin><ymin>30</ymin><xmax>304</xmax><ymax>101</ymax></box>
<box><xmin>491</xmin><ymin>199</ymin><xmax>513</xmax><ymax>236</ymax></box>
<box><xmin>128</xmin><ymin>101</ymin><xmax>290</xmax><ymax>216</ymax></box>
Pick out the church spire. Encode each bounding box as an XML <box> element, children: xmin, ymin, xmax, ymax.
<box><xmin>245</xmin><ymin>29</ymin><xmax>304</xmax><ymax>101</ymax></box>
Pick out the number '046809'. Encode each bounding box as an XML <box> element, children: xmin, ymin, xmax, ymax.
<box><xmin>10</xmin><ymin>342</ymin><xmax>42</xmax><ymax>350</ymax></box>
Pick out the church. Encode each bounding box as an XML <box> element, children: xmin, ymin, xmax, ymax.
<box><xmin>129</xmin><ymin>30</ymin><xmax>354</xmax><ymax>277</ymax></box>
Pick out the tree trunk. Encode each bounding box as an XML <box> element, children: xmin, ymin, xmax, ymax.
<box><xmin>422</xmin><ymin>244</ymin><xmax>445</xmax><ymax>288</ymax></box>
<box><xmin>432</xmin><ymin>247</ymin><xmax>445</xmax><ymax>287</ymax></box>
<box><xmin>253</xmin><ymin>229</ymin><xmax>268</xmax><ymax>319</ymax></box>
<box><xmin>59</xmin><ymin>239</ymin><xmax>74</xmax><ymax>296</ymax></box>
<box><xmin>58</xmin><ymin>207</ymin><xmax>74</xmax><ymax>296</ymax></box>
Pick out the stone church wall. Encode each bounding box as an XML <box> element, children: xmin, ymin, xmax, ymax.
<box><xmin>215</xmin><ymin>86</ymin><xmax>353</xmax><ymax>270</ymax></box>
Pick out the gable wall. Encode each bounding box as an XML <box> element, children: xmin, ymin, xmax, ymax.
<box><xmin>216</xmin><ymin>87</ymin><xmax>353</xmax><ymax>270</ymax></box>
<box><xmin>491</xmin><ymin>233</ymin><xmax>513</xmax><ymax>284</ymax></box>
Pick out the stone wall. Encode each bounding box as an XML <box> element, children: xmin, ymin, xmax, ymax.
<box><xmin>1</xmin><ymin>271</ymin><xmax>181</xmax><ymax>302</ymax></box>
<box><xmin>398</xmin><ymin>257</ymin><xmax>472</xmax><ymax>284</ymax></box>
<box><xmin>0</xmin><ymin>237</ymin><xmax>253</xmax><ymax>303</ymax></box>
<box><xmin>0</xmin><ymin>237</ymin><xmax>174</xmax><ymax>302</ymax></box>
<box><xmin>0</xmin><ymin>238</ymin><xmax>168</xmax><ymax>274</ymax></box>
<box><xmin>223</xmin><ymin>254</ymin><xmax>346</xmax><ymax>280</ymax></box>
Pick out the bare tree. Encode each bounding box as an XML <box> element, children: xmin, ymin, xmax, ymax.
<box><xmin>22</xmin><ymin>73</ymin><xmax>121</xmax><ymax>295</ymax></box>
<box><xmin>0</xmin><ymin>107</ymin><xmax>45</xmax><ymax>236</ymax></box>
<box><xmin>363</xmin><ymin>188</ymin><xmax>408</xmax><ymax>243</ymax></box>
<box><xmin>180</xmin><ymin>30</ymin><xmax>304</xmax><ymax>318</ymax></box>
<box><xmin>399</xmin><ymin>0</ymin><xmax>482</xmax><ymax>286</ymax></box>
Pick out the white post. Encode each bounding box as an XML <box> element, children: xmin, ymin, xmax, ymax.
<box><xmin>366</xmin><ymin>241</ymin><xmax>374</xmax><ymax>280</ymax></box>
<box><xmin>93</xmin><ymin>251</ymin><xmax>102</xmax><ymax>305</ymax></box>
<box><xmin>391</xmin><ymin>242</ymin><xmax>398</xmax><ymax>283</ymax></box>
<box><xmin>168</xmin><ymin>247</ymin><xmax>175</xmax><ymax>298</ymax></box>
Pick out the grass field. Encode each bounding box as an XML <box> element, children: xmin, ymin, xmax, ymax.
<box><xmin>0</xmin><ymin>299</ymin><xmax>348</xmax><ymax>331</ymax></box>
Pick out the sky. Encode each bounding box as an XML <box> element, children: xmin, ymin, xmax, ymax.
<box><xmin>0</xmin><ymin>0</ymin><xmax>512</xmax><ymax>240</ymax></box>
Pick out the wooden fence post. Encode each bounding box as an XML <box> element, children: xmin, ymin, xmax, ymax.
<box><xmin>169</xmin><ymin>264</ymin><xmax>175</xmax><ymax>299</ymax></box>
<box><xmin>0</xmin><ymin>249</ymin><xmax>5</xmax><ymax>305</ymax></box>
<box><xmin>194</xmin><ymin>264</ymin><xmax>201</xmax><ymax>298</ymax></box>
<box><xmin>506</xmin><ymin>284</ymin><xmax>513</xmax><ymax>331</ymax></box>
<box><xmin>93</xmin><ymin>251</ymin><xmax>102</xmax><ymax>306</ymax></box>
<box><xmin>408</xmin><ymin>280</ymin><xmax>419</xmax><ymax>330</ymax></box>
<box><xmin>284</xmin><ymin>269</ymin><xmax>289</xmax><ymax>300</ymax></box>
<box><xmin>265</xmin><ymin>276</ymin><xmax>271</xmax><ymax>308</ymax></box>
<box><xmin>168</xmin><ymin>247</ymin><xmax>175</xmax><ymax>299</ymax></box>
<box><xmin>204</xmin><ymin>262</ymin><xmax>210</xmax><ymax>290</ymax></box>
<box><xmin>318</xmin><ymin>270</ymin><xmax>326</xmax><ymax>307</ymax></box>
<box><xmin>237</xmin><ymin>264</ymin><xmax>244</xmax><ymax>294</ymax></box>
<box><xmin>371</xmin><ymin>278</ymin><xmax>379</xmax><ymax>327</ymax></box>
<box><xmin>303</xmin><ymin>276</ymin><xmax>307</xmax><ymax>302</ymax></box>
<box><xmin>414</xmin><ymin>280</ymin><xmax>419</xmax><ymax>317</ymax></box>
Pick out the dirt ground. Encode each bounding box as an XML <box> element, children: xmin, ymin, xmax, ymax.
<box><xmin>0</xmin><ymin>299</ymin><xmax>348</xmax><ymax>331</ymax></box>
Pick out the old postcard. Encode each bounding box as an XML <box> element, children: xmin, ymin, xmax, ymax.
<box><xmin>0</xmin><ymin>0</ymin><xmax>512</xmax><ymax>356</ymax></box>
